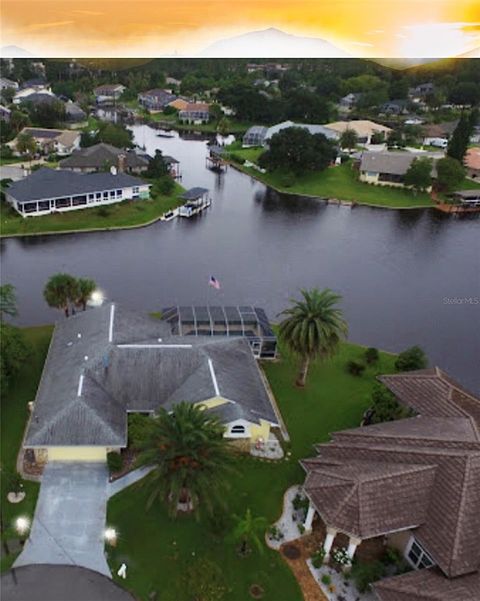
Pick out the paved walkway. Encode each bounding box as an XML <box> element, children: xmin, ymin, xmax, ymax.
<box><xmin>107</xmin><ymin>465</ymin><xmax>154</xmax><ymax>498</ymax></box>
<box><xmin>14</xmin><ymin>462</ymin><xmax>111</xmax><ymax>577</ymax></box>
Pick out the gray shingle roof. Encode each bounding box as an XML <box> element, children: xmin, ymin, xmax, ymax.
<box><xmin>25</xmin><ymin>304</ymin><xmax>278</xmax><ymax>448</ymax></box>
<box><xmin>360</xmin><ymin>152</ymin><xmax>429</xmax><ymax>176</ymax></box>
<box><xmin>59</xmin><ymin>143</ymin><xmax>149</xmax><ymax>170</ymax></box>
<box><xmin>7</xmin><ymin>168</ymin><xmax>147</xmax><ymax>203</ymax></box>
<box><xmin>181</xmin><ymin>187</ymin><xmax>209</xmax><ymax>200</ymax></box>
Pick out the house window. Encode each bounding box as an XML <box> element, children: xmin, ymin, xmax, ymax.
<box><xmin>132</xmin><ymin>186</ymin><xmax>139</xmax><ymax>195</ymax></box>
<box><xmin>96</xmin><ymin>192</ymin><xmax>102</xmax><ymax>200</ymax></box>
<box><xmin>109</xmin><ymin>190</ymin><xmax>115</xmax><ymax>197</ymax></box>
<box><xmin>116</xmin><ymin>189</ymin><xmax>122</xmax><ymax>197</ymax></box>
<box><xmin>406</xmin><ymin>538</ymin><xmax>434</xmax><ymax>569</ymax></box>
<box><xmin>230</xmin><ymin>425</ymin><xmax>246</xmax><ymax>435</ymax></box>
<box><xmin>103</xmin><ymin>191</ymin><xmax>109</xmax><ymax>199</ymax></box>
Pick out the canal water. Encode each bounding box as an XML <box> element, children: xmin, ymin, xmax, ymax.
<box><xmin>1</xmin><ymin>125</ymin><xmax>479</xmax><ymax>392</ymax></box>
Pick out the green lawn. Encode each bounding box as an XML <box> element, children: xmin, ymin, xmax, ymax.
<box><xmin>1</xmin><ymin>325</ymin><xmax>53</xmax><ymax>571</ymax></box>
<box><xmin>1</xmin><ymin>182</ymin><xmax>184</xmax><ymax>237</ymax></box>
<box><xmin>226</xmin><ymin>148</ymin><xmax>435</xmax><ymax>208</ymax></box>
<box><xmin>107</xmin><ymin>340</ymin><xmax>397</xmax><ymax>601</ymax></box>
<box><xmin>145</xmin><ymin>112</ymin><xmax>253</xmax><ymax>134</ymax></box>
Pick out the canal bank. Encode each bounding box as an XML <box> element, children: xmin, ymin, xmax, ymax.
<box><xmin>1</xmin><ymin>125</ymin><xmax>479</xmax><ymax>394</ymax></box>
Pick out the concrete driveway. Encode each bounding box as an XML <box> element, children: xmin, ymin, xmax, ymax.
<box><xmin>14</xmin><ymin>462</ymin><xmax>110</xmax><ymax>576</ymax></box>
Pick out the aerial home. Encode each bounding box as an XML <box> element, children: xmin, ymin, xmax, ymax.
<box><xmin>59</xmin><ymin>143</ymin><xmax>149</xmax><ymax>174</ymax></box>
<box><xmin>9</xmin><ymin>127</ymin><xmax>81</xmax><ymax>156</ymax></box>
<box><xmin>93</xmin><ymin>84</ymin><xmax>126</xmax><ymax>105</ymax></box>
<box><xmin>5</xmin><ymin>168</ymin><xmax>150</xmax><ymax>216</ymax></box>
<box><xmin>242</xmin><ymin>126</ymin><xmax>269</xmax><ymax>147</ymax></box>
<box><xmin>359</xmin><ymin>151</ymin><xmax>436</xmax><ymax>190</ymax></box>
<box><xmin>137</xmin><ymin>88</ymin><xmax>177</xmax><ymax>111</ymax></box>
<box><xmin>324</xmin><ymin>120</ymin><xmax>392</xmax><ymax>145</ymax></box>
<box><xmin>178</xmin><ymin>102</ymin><xmax>210</xmax><ymax>124</ymax></box>
<box><xmin>0</xmin><ymin>76</ymin><xmax>19</xmax><ymax>90</ymax></box>
<box><xmin>300</xmin><ymin>368</ymin><xmax>480</xmax><ymax>601</ymax></box>
<box><xmin>22</xmin><ymin>304</ymin><xmax>281</xmax><ymax>464</ymax></box>
<box><xmin>464</xmin><ymin>147</ymin><xmax>480</xmax><ymax>180</ymax></box>
<box><xmin>422</xmin><ymin>121</ymin><xmax>458</xmax><ymax>148</ymax></box>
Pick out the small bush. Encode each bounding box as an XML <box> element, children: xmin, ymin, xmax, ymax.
<box><xmin>96</xmin><ymin>206</ymin><xmax>111</xmax><ymax>217</ymax></box>
<box><xmin>127</xmin><ymin>413</ymin><xmax>155</xmax><ymax>449</ymax></box>
<box><xmin>267</xmin><ymin>525</ymin><xmax>284</xmax><ymax>541</ymax></box>
<box><xmin>229</xmin><ymin>153</ymin><xmax>245</xmax><ymax>165</ymax></box>
<box><xmin>152</xmin><ymin>175</ymin><xmax>175</xmax><ymax>196</ymax></box>
<box><xmin>395</xmin><ymin>345</ymin><xmax>428</xmax><ymax>372</ymax></box>
<box><xmin>346</xmin><ymin>360</ymin><xmax>366</xmax><ymax>376</ymax></box>
<box><xmin>351</xmin><ymin>561</ymin><xmax>386</xmax><ymax>593</ymax></box>
<box><xmin>107</xmin><ymin>451</ymin><xmax>122</xmax><ymax>473</ymax></box>
<box><xmin>365</xmin><ymin>347</ymin><xmax>379</xmax><ymax>364</ymax></box>
<box><xmin>320</xmin><ymin>574</ymin><xmax>331</xmax><ymax>585</ymax></box>
<box><xmin>311</xmin><ymin>547</ymin><xmax>326</xmax><ymax>568</ymax></box>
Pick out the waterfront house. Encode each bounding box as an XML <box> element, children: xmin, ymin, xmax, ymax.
<box><xmin>300</xmin><ymin>368</ymin><xmax>480</xmax><ymax>601</ymax></box>
<box><xmin>59</xmin><ymin>143</ymin><xmax>149</xmax><ymax>174</ymax></box>
<box><xmin>138</xmin><ymin>88</ymin><xmax>177</xmax><ymax>111</ymax></box>
<box><xmin>163</xmin><ymin>155</ymin><xmax>181</xmax><ymax>178</ymax></box>
<box><xmin>243</xmin><ymin>125</ymin><xmax>268</xmax><ymax>147</ymax></box>
<box><xmin>325</xmin><ymin>120</ymin><xmax>392</xmax><ymax>145</ymax></box>
<box><xmin>464</xmin><ymin>147</ymin><xmax>480</xmax><ymax>180</ymax></box>
<box><xmin>168</xmin><ymin>98</ymin><xmax>189</xmax><ymax>111</ymax></box>
<box><xmin>0</xmin><ymin>76</ymin><xmax>19</xmax><ymax>91</ymax></box>
<box><xmin>9</xmin><ymin>127</ymin><xmax>81</xmax><ymax>156</ymax></box>
<box><xmin>22</xmin><ymin>303</ymin><xmax>281</xmax><ymax>464</ymax></box>
<box><xmin>359</xmin><ymin>151</ymin><xmax>436</xmax><ymax>190</ymax></box>
<box><xmin>94</xmin><ymin>84</ymin><xmax>126</xmax><ymax>105</ymax></box>
<box><xmin>263</xmin><ymin>121</ymin><xmax>340</xmax><ymax>145</ymax></box>
<box><xmin>5</xmin><ymin>168</ymin><xmax>150</xmax><ymax>216</ymax></box>
<box><xmin>93</xmin><ymin>105</ymin><xmax>134</xmax><ymax>125</ymax></box>
<box><xmin>450</xmin><ymin>189</ymin><xmax>480</xmax><ymax>207</ymax></box>
<box><xmin>178</xmin><ymin>102</ymin><xmax>210</xmax><ymax>124</ymax></box>
<box><xmin>0</xmin><ymin>105</ymin><xmax>11</xmax><ymax>122</ymax></box>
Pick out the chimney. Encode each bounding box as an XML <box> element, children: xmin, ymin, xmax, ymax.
<box><xmin>118</xmin><ymin>153</ymin><xmax>126</xmax><ymax>173</ymax></box>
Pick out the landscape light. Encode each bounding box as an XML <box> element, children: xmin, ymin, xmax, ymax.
<box><xmin>88</xmin><ymin>290</ymin><xmax>105</xmax><ymax>307</ymax></box>
<box><xmin>104</xmin><ymin>527</ymin><xmax>118</xmax><ymax>545</ymax></box>
<box><xmin>15</xmin><ymin>516</ymin><xmax>30</xmax><ymax>535</ymax></box>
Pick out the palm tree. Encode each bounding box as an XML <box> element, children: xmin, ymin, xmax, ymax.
<box><xmin>279</xmin><ymin>288</ymin><xmax>348</xmax><ymax>387</ymax></box>
<box><xmin>230</xmin><ymin>509</ymin><xmax>267</xmax><ymax>557</ymax></box>
<box><xmin>43</xmin><ymin>273</ymin><xmax>79</xmax><ymax>317</ymax></box>
<box><xmin>75</xmin><ymin>278</ymin><xmax>97</xmax><ymax>311</ymax></box>
<box><xmin>137</xmin><ymin>402</ymin><xmax>237</xmax><ymax>518</ymax></box>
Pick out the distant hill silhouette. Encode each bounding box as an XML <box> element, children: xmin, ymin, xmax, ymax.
<box><xmin>1</xmin><ymin>45</ymin><xmax>36</xmax><ymax>58</ymax></box>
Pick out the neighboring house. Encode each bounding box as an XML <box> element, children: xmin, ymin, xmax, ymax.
<box><xmin>338</xmin><ymin>93</ymin><xmax>361</xmax><ymax>112</ymax></box>
<box><xmin>300</xmin><ymin>368</ymin><xmax>480</xmax><ymax>601</ymax></box>
<box><xmin>471</xmin><ymin>126</ymin><xmax>480</xmax><ymax>145</ymax></box>
<box><xmin>0</xmin><ymin>76</ymin><xmax>19</xmax><ymax>90</ymax></box>
<box><xmin>93</xmin><ymin>105</ymin><xmax>134</xmax><ymax>125</ymax></box>
<box><xmin>243</xmin><ymin>125</ymin><xmax>268</xmax><ymax>147</ymax></box>
<box><xmin>0</xmin><ymin>105</ymin><xmax>11</xmax><ymax>122</ymax></box>
<box><xmin>163</xmin><ymin>155</ymin><xmax>181</xmax><ymax>178</ymax></box>
<box><xmin>168</xmin><ymin>97</ymin><xmax>189</xmax><ymax>111</ymax></box>
<box><xmin>359</xmin><ymin>151</ymin><xmax>436</xmax><ymax>190</ymax></box>
<box><xmin>13</xmin><ymin>86</ymin><xmax>54</xmax><ymax>105</ymax></box>
<box><xmin>138</xmin><ymin>88</ymin><xmax>177</xmax><ymax>111</ymax></box>
<box><xmin>5</xmin><ymin>168</ymin><xmax>150</xmax><ymax>217</ymax></box>
<box><xmin>404</xmin><ymin>116</ymin><xmax>424</xmax><ymax>126</ymax></box>
<box><xmin>178</xmin><ymin>102</ymin><xmax>210</xmax><ymax>124</ymax></box>
<box><xmin>166</xmin><ymin>76</ymin><xmax>182</xmax><ymax>87</ymax></box>
<box><xmin>9</xmin><ymin>127</ymin><xmax>81</xmax><ymax>156</ymax></box>
<box><xmin>464</xmin><ymin>147</ymin><xmax>480</xmax><ymax>179</ymax></box>
<box><xmin>409</xmin><ymin>82</ymin><xmax>435</xmax><ymax>101</ymax></box>
<box><xmin>422</xmin><ymin>121</ymin><xmax>458</xmax><ymax>147</ymax></box>
<box><xmin>449</xmin><ymin>189</ymin><xmax>480</xmax><ymax>207</ymax></box>
<box><xmin>18</xmin><ymin>91</ymin><xmax>60</xmax><ymax>107</ymax></box>
<box><xmin>263</xmin><ymin>120</ymin><xmax>340</xmax><ymax>145</ymax></box>
<box><xmin>93</xmin><ymin>84</ymin><xmax>126</xmax><ymax>104</ymax></box>
<box><xmin>22</xmin><ymin>303</ymin><xmax>281</xmax><ymax>464</ymax></box>
<box><xmin>325</xmin><ymin>120</ymin><xmax>392</xmax><ymax>145</ymax></box>
<box><xmin>21</xmin><ymin>77</ymin><xmax>49</xmax><ymax>91</ymax></box>
<box><xmin>59</xmin><ymin>143</ymin><xmax>149</xmax><ymax>174</ymax></box>
<box><xmin>64</xmin><ymin>101</ymin><xmax>87</xmax><ymax>123</ymax></box>
<box><xmin>380</xmin><ymin>99</ymin><xmax>409</xmax><ymax>115</ymax></box>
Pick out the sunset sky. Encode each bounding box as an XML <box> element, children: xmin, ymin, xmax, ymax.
<box><xmin>2</xmin><ymin>0</ymin><xmax>480</xmax><ymax>57</ymax></box>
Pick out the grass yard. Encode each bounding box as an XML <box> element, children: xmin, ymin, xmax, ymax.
<box><xmin>227</xmin><ymin>150</ymin><xmax>435</xmax><ymax>208</ymax></box>
<box><xmin>145</xmin><ymin>112</ymin><xmax>253</xmax><ymax>134</ymax></box>
<box><xmin>107</xmin><ymin>340</ymin><xmax>397</xmax><ymax>601</ymax></box>
<box><xmin>0</xmin><ymin>325</ymin><xmax>53</xmax><ymax>571</ymax></box>
<box><xmin>0</xmin><ymin>182</ymin><xmax>184</xmax><ymax>237</ymax></box>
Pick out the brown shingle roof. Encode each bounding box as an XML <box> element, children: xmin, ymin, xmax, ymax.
<box><xmin>373</xmin><ymin>566</ymin><xmax>480</xmax><ymax>601</ymax></box>
<box><xmin>302</xmin><ymin>368</ymin><xmax>480</xmax><ymax>583</ymax></box>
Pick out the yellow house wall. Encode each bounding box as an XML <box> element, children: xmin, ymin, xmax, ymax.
<box><xmin>249</xmin><ymin>419</ymin><xmax>271</xmax><ymax>442</ymax></box>
<box><xmin>195</xmin><ymin>396</ymin><xmax>228</xmax><ymax>410</ymax></box>
<box><xmin>47</xmin><ymin>446</ymin><xmax>107</xmax><ymax>462</ymax></box>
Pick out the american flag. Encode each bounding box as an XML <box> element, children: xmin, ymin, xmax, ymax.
<box><xmin>208</xmin><ymin>275</ymin><xmax>221</xmax><ymax>290</ymax></box>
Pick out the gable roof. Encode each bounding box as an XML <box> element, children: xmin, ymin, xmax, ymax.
<box><xmin>94</xmin><ymin>84</ymin><xmax>125</xmax><ymax>95</ymax></box>
<box><xmin>302</xmin><ymin>370</ymin><xmax>480</xmax><ymax>582</ymax></box>
<box><xmin>325</xmin><ymin>120</ymin><xmax>392</xmax><ymax>137</ymax></box>
<box><xmin>59</xmin><ymin>143</ymin><xmax>149</xmax><ymax>170</ymax></box>
<box><xmin>360</xmin><ymin>152</ymin><xmax>437</xmax><ymax>177</ymax></box>
<box><xmin>24</xmin><ymin>304</ymin><xmax>278</xmax><ymax>448</ymax></box>
<box><xmin>7</xmin><ymin>168</ymin><xmax>147</xmax><ymax>203</ymax></box>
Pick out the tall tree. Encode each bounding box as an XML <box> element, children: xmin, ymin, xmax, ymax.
<box><xmin>447</xmin><ymin>113</ymin><xmax>472</xmax><ymax>162</ymax></box>
<box><xmin>43</xmin><ymin>273</ymin><xmax>79</xmax><ymax>317</ymax></box>
<box><xmin>75</xmin><ymin>278</ymin><xmax>97</xmax><ymax>311</ymax></box>
<box><xmin>137</xmin><ymin>402</ymin><xmax>237</xmax><ymax>518</ymax></box>
<box><xmin>0</xmin><ymin>323</ymin><xmax>30</xmax><ymax>391</ymax></box>
<box><xmin>16</xmin><ymin>132</ymin><xmax>36</xmax><ymax>161</ymax></box>
<box><xmin>230</xmin><ymin>509</ymin><xmax>268</xmax><ymax>557</ymax></box>
<box><xmin>339</xmin><ymin>128</ymin><xmax>358</xmax><ymax>152</ymax></box>
<box><xmin>0</xmin><ymin>284</ymin><xmax>18</xmax><ymax>321</ymax></box>
<box><xmin>279</xmin><ymin>288</ymin><xmax>348</xmax><ymax>387</ymax></box>
<box><xmin>404</xmin><ymin>157</ymin><xmax>433</xmax><ymax>193</ymax></box>
<box><xmin>436</xmin><ymin>157</ymin><xmax>465</xmax><ymax>193</ymax></box>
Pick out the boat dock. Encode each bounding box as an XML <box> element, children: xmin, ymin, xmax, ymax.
<box><xmin>178</xmin><ymin>187</ymin><xmax>211</xmax><ymax>218</ymax></box>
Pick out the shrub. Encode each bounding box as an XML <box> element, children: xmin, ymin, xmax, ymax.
<box><xmin>395</xmin><ymin>345</ymin><xmax>428</xmax><ymax>372</ymax></box>
<box><xmin>152</xmin><ymin>175</ymin><xmax>175</xmax><ymax>196</ymax></box>
<box><xmin>229</xmin><ymin>153</ymin><xmax>245</xmax><ymax>165</ymax></box>
<box><xmin>365</xmin><ymin>347</ymin><xmax>379</xmax><ymax>364</ymax></box>
<box><xmin>331</xmin><ymin>547</ymin><xmax>351</xmax><ymax>567</ymax></box>
<box><xmin>96</xmin><ymin>206</ymin><xmax>111</xmax><ymax>217</ymax></box>
<box><xmin>369</xmin><ymin>382</ymin><xmax>414</xmax><ymax>423</ymax></box>
<box><xmin>107</xmin><ymin>451</ymin><xmax>122</xmax><ymax>473</ymax></box>
<box><xmin>351</xmin><ymin>561</ymin><xmax>386</xmax><ymax>593</ymax></box>
<box><xmin>127</xmin><ymin>413</ymin><xmax>155</xmax><ymax>449</ymax></box>
<box><xmin>292</xmin><ymin>493</ymin><xmax>309</xmax><ymax>511</ymax></box>
<box><xmin>320</xmin><ymin>574</ymin><xmax>331</xmax><ymax>585</ymax></box>
<box><xmin>182</xmin><ymin>557</ymin><xmax>227</xmax><ymax>601</ymax></box>
<box><xmin>267</xmin><ymin>525</ymin><xmax>284</xmax><ymax>541</ymax></box>
<box><xmin>297</xmin><ymin>523</ymin><xmax>305</xmax><ymax>535</ymax></box>
<box><xmin>311</xmin><ymin>547</ymin><xmax>326</xmax><ymax>568</ymax></box>
<box><xmin>346</xmin><ymin>360</ymin><xmax>366</xmax><ymax>376</ymax></box>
